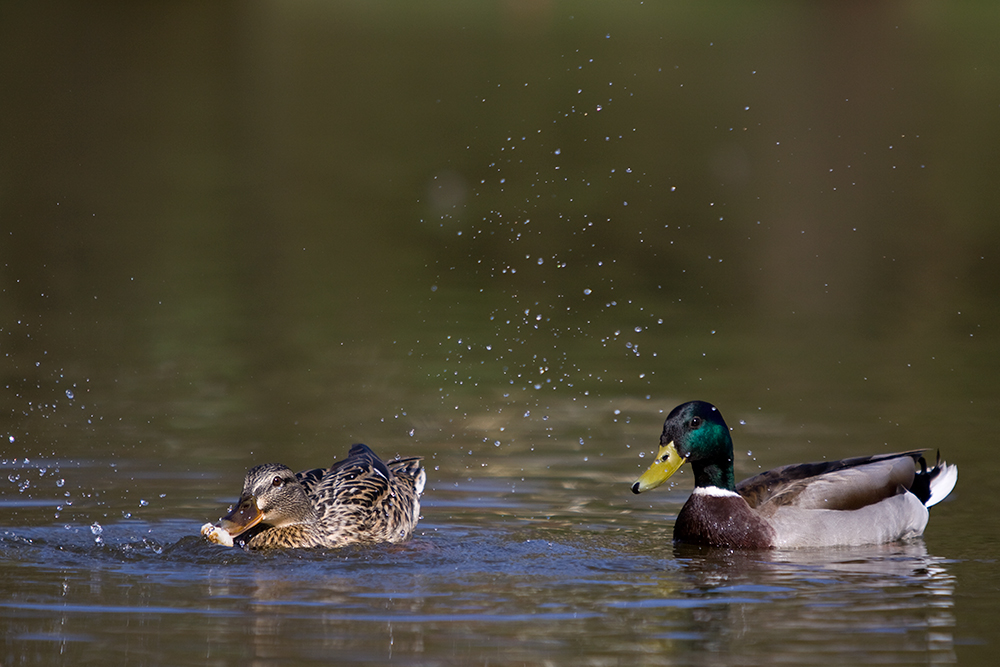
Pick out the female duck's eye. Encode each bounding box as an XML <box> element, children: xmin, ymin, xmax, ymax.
<box><xmin>272</xmin><ymin>476</ymin><xmax>284</xmax><ymax>487</ymax></box>
<box><xmin>690</xmin><ymin>416</ymin><xmax>702</xmax><ymax>428</ymax></box>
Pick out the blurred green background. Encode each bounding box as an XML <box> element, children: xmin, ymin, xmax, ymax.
<box><xmin>3</xmin><ymin>2</ymin><xmax>997</xmax><ymax>467</ymax></box>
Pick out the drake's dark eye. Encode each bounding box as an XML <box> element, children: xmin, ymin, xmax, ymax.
<box><xmin>690</xmin><ymin>416</ymin><xmax>702</xmax><ymax>428</ymax></box>
<box><xmin>272</xmin><ymin>476</ymin><xmax>284</xmax><ymax>487</ymax></box>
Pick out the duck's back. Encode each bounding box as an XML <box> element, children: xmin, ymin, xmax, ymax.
<box><xmin>307</xmin><ymin>443</ymin><xmax>425</xmax><ymax>547</ymax></box>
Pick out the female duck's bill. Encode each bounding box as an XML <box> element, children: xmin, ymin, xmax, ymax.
<box><xmin>219</xmin><ymin>492</ymin><xmax>265</xmax><ymax>538</ymax></box>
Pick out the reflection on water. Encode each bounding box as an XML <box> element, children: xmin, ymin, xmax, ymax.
<box><xmin>1</xmin><ymin>478</ymin><xmax>958</xmax><ymax>666</ymax></box>
<box><xmin>670</xmin><ymin>543</ymin><xmax>957</xmax><ymax>665</ymax></box>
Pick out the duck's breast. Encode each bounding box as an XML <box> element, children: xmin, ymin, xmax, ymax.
<box><xmin>674</xmin><ymin>488</ymin><xmax>777</xmax><ymax>549</ymax></box>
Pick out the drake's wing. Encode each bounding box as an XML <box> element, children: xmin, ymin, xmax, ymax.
<box><xmin>737</xmin><ymin>450</ymin><xmax>923</xmax><ymax>512</ymax></box>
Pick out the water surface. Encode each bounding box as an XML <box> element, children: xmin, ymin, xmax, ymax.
<box><xmin>2</xmin><ymin>3</ymin><xmax>997</xmax><ymax>665</ymax></box>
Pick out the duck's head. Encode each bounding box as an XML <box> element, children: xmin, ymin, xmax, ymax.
<box><xmin>220</xmin><ymin>463</ymin><xmax>316</xmax><ymax>537</ymax></box>
<box><xmin>631</xmin><ymin>400</ymin><xmax>735</xmax><ymax>494</ymax></box>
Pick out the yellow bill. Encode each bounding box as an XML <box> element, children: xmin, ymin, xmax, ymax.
<box><xmin>631</xmin><ymin>441</ymin><xmax>686</xmax><ymax>494</ymax></box>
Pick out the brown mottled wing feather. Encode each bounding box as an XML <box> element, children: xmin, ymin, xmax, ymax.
<box><xmin>737</xmin><ymin>450</ymin><xmax>924</xmax><ymax>513</ymax></box>
<box><xmin>387</xmin><ymin>456</ymin><xmax>423</xmax><ymax>488</ymax></box>
<box><xmin>387</xmin><ymin>455</ymin><xmax>425</xmax><ymax>530</ymax></box>
<box><xmin>320</xmin><ymin>444</ymin><xmax>393</xmax><ymax>511</ymax></box>
<box><xmin>306</xmin><ymin>444</ymin><xmax>421</xmax><ymax>542</ymax></box>
<box><xmin>295</xmin><ymin>467</ymin><xmax>327</xmax><ymax>499</ymax></box>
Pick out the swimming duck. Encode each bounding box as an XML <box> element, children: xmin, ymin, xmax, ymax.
<box><xmin>631</xmin><ymin>401</ymin><xmax>957</xmax><ymax>549</ymax></box>
<box><xmin>201</xmin><ymin>443</ymin><xmax>425</xmax><ymax>549</ymax></box>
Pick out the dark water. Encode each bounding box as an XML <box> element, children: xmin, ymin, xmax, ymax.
<box><xmin>2</xmin><ymin>3</ymin><xmax>998</xmax><ymax>665</ymax></box>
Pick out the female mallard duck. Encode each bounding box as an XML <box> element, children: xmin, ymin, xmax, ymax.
<box><xmin>631</xmin><ymin>401</ymin><xmax>958</xmax><ymax>549</ymax></box>
<box><xmin>201</xmin><ymin>443</ymin><xmax>425</xmax><ymax>549</ymax></box>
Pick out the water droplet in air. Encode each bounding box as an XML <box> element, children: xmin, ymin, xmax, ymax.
<box><xmin>65</xmin><ymin>390</ymin><xmax>74</xmax><ymax>399</ymax></box>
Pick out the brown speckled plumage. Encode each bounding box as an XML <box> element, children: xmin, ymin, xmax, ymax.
<box><xmin>209</xmin><ymin>444</ymin><xmax>425</xmax><ymax>550</ymax></box>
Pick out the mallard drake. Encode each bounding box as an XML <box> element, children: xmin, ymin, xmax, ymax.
<box><xmin>631</xmin><ymin>401</ymin><xmax>957</xmax><ymax>549</ymax></box>
<box><xmin>201</xmin><ymin>443</ymin><xmax>425</xmax><ymax>549</ymax></box>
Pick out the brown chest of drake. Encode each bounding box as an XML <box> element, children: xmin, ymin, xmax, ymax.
<box><xmin>674</xmin><ymin>488</ymin><xmax>776</xmax><ymax>549</ymax></box>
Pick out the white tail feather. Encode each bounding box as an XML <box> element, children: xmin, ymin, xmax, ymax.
<box><xmin>926</xmin><ymin>461</ymin><xmax>958</xmax><ymax>507</ymax></box>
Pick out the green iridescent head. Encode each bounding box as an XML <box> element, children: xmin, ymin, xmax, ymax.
<box><xmin>632</xmin><ymin>400</ymin><xmax>736</xmax><ymax>493</ymax></box>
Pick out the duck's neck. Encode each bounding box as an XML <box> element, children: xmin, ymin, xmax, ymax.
<box><xmin>691</xmin><ymin>453</ymin><xmax>736</xmax><ymax>491</ymax></box>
